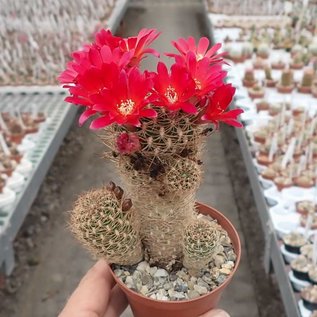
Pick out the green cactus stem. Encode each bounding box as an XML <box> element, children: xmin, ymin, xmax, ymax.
<box><xmin>70</xmin><ymin>184</ymin><xmax>143</xmax><ymax>265</ymax></box>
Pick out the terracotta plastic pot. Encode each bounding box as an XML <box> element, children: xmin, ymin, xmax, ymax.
<box><xmin>276</xmin><ymin>84</ymin><xmax>294</xmax><ymax>94</ymax></box>
<box><xmin>110</xmin><ymin>203</ymin><xmax>241</xmax><ymax>317</ymax></box>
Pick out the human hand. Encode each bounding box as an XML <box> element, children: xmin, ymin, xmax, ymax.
<box><xmin>59</xmin><ymin>259</ymin><xmax>128</xmax><ymax>317</ymax></box>
<box><xmin>199</xmin><ymin>309</ymin><xmax>230</xmax><ymax>317</ymax></box>
<box><xmin>59</xmin><ymin>260</ymin><xmax>230</xmax><ymax>317</ymax></box>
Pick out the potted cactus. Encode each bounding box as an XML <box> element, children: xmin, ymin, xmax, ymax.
<box><xmin>291</xmin><ymin>44</ymin><xmax>303</xmax><ymax>57</ymax></box>
<box><xmin>228</xmin><ymin>46</ymin><xmax>245</xmax><ymax>63</ymax></box>
<box><xmin>277</xmin><ymin>69</ymin><xmax>295</xmax><ymax>93</ymax></box>
<box><xmin>309</xmin><ymin>41</ymin><xmax>317</xmax><ymax>58</ymax></box>
<box><xmin>256</xmin><ymin>43</ymin><xmax>270</xmax><ymax>59</ymax></box>
<box><xmin>271</xmin><ymin>60</ymin><xmax>285</xmax><ymax>70</ymax></box>
<box><xmin>298</xmin><ymin>68</ymin><xmax>315</xmax><ymax>94</ymax></box>
<box><xmin>241</xmin><ymin>42</ymin><xmax>253</xmax><ymax>59</ymax></box>
<box><xmin>59</xmin><ymin>29</ymin><xmax>242</xmax><ymax>317</ymax></box>
<box><xmin>243</xmin><ymin>68</ymin><xmax>256</xmax><ymax>87</ymax></box>
<box><xmin>264</xmin><ymin>66</ymin><xmax>277</xmax><ymax>87</ymax></box>
<box><xmin>248</xmin><ymin>84</ymin><xmax>265</xmax><ymax>99</ymax></box>
<box><xmin>290</xmin><ymin>54</ymin><xmax>304</xmax><ymax>70</ymax></box>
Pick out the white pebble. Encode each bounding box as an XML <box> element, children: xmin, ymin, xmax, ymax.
<box><xmin>140</xmin><ymin>285</ymin><xmax>148</xmax><ymax>295</ymax></box>
<box><xmin>194</xmin><ymin>285</ymin><xmax>208</xmax><ymax>295</ymax></box>
<box><xmin>154</xmin><ymin>268</ymin><xmax>168</xmax><ymax>278</ymax></box>
<box><xmin>137</xmin><ymin>261</ymin><xmax>150</xmax><ymax>272</ymax></box>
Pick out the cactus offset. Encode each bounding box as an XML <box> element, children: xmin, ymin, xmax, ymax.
<box><xmin>165</xmin><ymin>158</ymin><xmax>201</xmax><ymax>192</ymax></box>
<box><xmin>183</xmin><ymin>219</ymin><xmax>220</xmax><ymax>276</ymax></box>
<box><xmin>70</xmin><ymin>184</ymin><xmax>143</xmax><ymax>265</ymax></box>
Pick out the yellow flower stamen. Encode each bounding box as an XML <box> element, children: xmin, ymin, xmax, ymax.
<box><xmin>165</xmin><ymin>85</ymin><xmax>178</xmax><ymax>104</ymax></box>
<box><xmin>117</xmin><ymin>99</ymin><xmax>135</xmax><ymax>115</ymax></box>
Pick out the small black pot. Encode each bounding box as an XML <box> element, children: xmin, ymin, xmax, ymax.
<box><xmin>302</xmin><ymin>298</ymin><xmax>317</xmax><ymax>311</ymax></box>
<box><xmin>285</xmin><ymin>243</ymin><xmax>302</xmax><ymax>254</ymax></box>
<box><xmin>293</xmin><ymin>268</ymin><xmax>309</xmax><ymax>281</ymax></box>
<box><xmin>309</xmin><ymin>277</ymin><xmax>317</xmax><ymax>285</ymax></box>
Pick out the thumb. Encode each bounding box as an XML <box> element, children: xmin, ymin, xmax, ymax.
<box><xmin>199</xmin><ymin>309</ymin><xmax>230</xmax><ymax>317</ymax></box>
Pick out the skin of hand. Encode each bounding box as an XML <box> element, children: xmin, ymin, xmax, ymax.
<box><xmin>59</xmin><ymin>260</ymin><xmax>230</xmax><ymax>317</ymax></box>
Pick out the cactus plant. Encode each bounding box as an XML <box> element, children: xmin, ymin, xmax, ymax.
<box><xmin>291</xmin><ymin>44</ymin><xmax>303</xmax><ymax>57</ymax></box>
<box><xmin>229</xmin><ymin>46</ymin><xmax>244</xmax><ymax>63</ymax></box>
<box><xmin>256</xmin><ymin>43</ymin><xmax>270</xmax><ymax>59</ymax></box>
<box><xmin>183</xmin><ymin>219</ymin><xmax>221</xmax><ymax>276</ymax></box>
<box><xmin>248</xmin><ymin>84</ymin><xmax>265</xmax><ymax>99</ymax></box>
<box><xmin>243</xmin><ymin>68</ymin><xmax>256</xmax><ymax>87</ymax></box>
<box><xmin>277</xmin><ymin>69</ymin><xmax>294</xmax><ymax>93</ymax></box>
<box><xmin>298</xmin><ymin>68</ymin><xmax>315</xmax><ymax>93</ymax></box>
<box><xmin>309</xmin><ymin>42</ymin><xmax>317</xmax><ymax>57</ymax></box>
<box><xmin>241</xmin><ymin>42</ymin><xmax>253</xmax><ymax>59</ymax></box>
<box><xmin>290</xmin><ymin>54</ymin><xmax>304</xmax><ymax>70</ymax></box>
<box><xmin>70</xmin><ymin>184</ymin><xmax>143</xmax><ymax>265</ymax></box>
<box><xmin>264</xmin><ymin>66</ymin><xmax>276</xmax><ymax>87</ymax></box>
<box><xmin>60</xmin><ymin>28</ymin><xmax>243</xmax><ymax>289</ymax></box>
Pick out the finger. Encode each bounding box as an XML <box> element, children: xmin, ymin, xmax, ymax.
<box><xmin>199</xmin><ymin>309</ymin><xmax>230</xmax><ymax>317</ymax></box>
<box><xmin>59</xmin><ymin>260</ymin><xmax>115</xmax><ymax>317</ymax></box>
<box><xmin>104</xmin><ymin>285</ymin><xmax>128</xmax><ymax>317</ymax></box>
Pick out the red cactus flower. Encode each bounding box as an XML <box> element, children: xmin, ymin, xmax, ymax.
<box><xmin>167</xmin><ymin>37</ymin><xmax>225</xmax><ymax>64</ymax></box>
<box><xmin>185</xmin><ymin>52</ymin><xmax>226</xmax><ymax>97</ymax></box>
<box><xmin>116</xmin><ymin>132</ymin><xmax>141</xmax><ymax>154</ymax></box>
<box><xmin>62</xmin><ymin>63</ymin><xmax>122</xmax><ymax>126</ymax></box>
<box><xmin>89</xmin><ymin>67</ymin><xmax>156</xmax><ymax>129</ymax></box>
<box><xmin>151</xmin><ymin>62</ymin><xmax>197</xmax><ymax>113</ymax></box>
<box><xmin>201</xmin><ymin>84</ymin><xmax>243</xmax><ymax>128</ymax></box>
<box><xmin>120</xmin><ymin>28</ymin><xmax>160</xmax><ymax>66</ymax></box>
<box><xmin>94</xmin><ymin>29</ymin><xmax>121</xmax><ymax>49</ymax></box>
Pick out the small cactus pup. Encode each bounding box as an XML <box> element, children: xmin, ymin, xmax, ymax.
<box><xmin>277</xmin><ymin>69</ymin><xmax>295</xmax><ymax>93</ymax></box>
<box><xmin>183</xmin><ymin>219</ymin><xmax>220</xmax><ymax>276</ymax></box>
<box><xmin>243</xmin><ymin>68</ymin><xmax>256</xmax><ymax>87</ymax></box>
<box><xmin>70</xmin><ymin>183</ymin><xmax>143</xmax><ymax>265</ymax></box>
<box><xmin>256</xmin><ymin>42</ymin><xmax>270</xmax><ymax>59</ymax></box>
<box><xmin>264</xmin><ymin>66</ymin><xmax>277</xmax><ymax>87</ymax></box>
<box><xmin>59</xmin><ymin>29</ymin><xmax>243</xmax><ymax>307</ymax></box>
<box><xmin>298</xmin><ymin>68</ymin><xmax>315</xmax><ymax>94</ymax></box>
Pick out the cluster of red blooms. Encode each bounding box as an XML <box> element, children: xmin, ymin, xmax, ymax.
<box><xmin>59</xmin><ymin>28</ymin><xmax>243</xmax><ymax>130</ymax></box>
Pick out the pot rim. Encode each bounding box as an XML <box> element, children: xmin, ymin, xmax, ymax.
<box><xmin>110</xmin><ymin>202</ymin><xmax>241</xmax><ymax>305</ymax></box>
